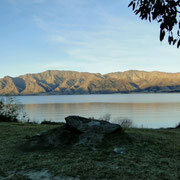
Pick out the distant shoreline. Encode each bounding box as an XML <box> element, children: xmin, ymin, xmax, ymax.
<box><xmin>1</xmin><ymin>91</ymin><xmax>180</xmax><ymax>96</ymax></box>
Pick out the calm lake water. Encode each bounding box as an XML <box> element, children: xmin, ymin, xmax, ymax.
<box><xmin>16</xmin><ymin>94</ymin><xmax>180</xmax><ymax>128</ymax></box>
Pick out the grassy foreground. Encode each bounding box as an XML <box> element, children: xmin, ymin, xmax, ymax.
<box><xmin>0</xmin><ymin>122</ymin><xmax>180</xmax><ymax>180</ymax></box>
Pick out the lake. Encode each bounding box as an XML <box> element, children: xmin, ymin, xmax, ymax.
<box><xmin>16</xmin><ymin>93</ymin><xmax>180</xmax><ymax>128</ymax></box>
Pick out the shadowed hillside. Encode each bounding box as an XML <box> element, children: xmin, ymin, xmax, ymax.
<box><xmin>1</xmin><ymin>70</ymin><xmax>180</xmax><ymax>95</ymax></box>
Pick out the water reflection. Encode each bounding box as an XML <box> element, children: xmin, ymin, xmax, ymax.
<box><xmin>17</xmin><ymin>93</ymin><xmax>180</xmax><ymax>104</ymax></box>
<box><xmin>24</xmin><ymin>103</ymin><xmax>180</xmax><ymax>128</ymax></box>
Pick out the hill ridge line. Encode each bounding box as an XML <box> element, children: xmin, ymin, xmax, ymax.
<box><xmin>1</xmin><ymin>70</ymin><xmax>180</xmax><ymax>95</ymax></box>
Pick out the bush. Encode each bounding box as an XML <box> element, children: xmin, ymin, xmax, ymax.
<box><xmin>113</xmin><ymin>117</ymin><xmax>133</xmax><ymax>128</ymax></box>
<box><xmin>99</xmin><ymin>113</ymin><xmax>111</xmax><ymax>122</ymax></box>
<box><xmin>41</xmin><ymin>120</ymin><xmax>62</xmax><ymax>125</ymax></box>
<box><xmin>99</xmin><ymin>113</ymin><xmax>133</xmax><ymax>128</ymax></box>
<box><xmin>0</xmin><ymin>97</ymin><xmax>27</xmax><ymax>122</ymax></box>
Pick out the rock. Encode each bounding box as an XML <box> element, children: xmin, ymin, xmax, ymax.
<box><xmin>65</xmin><ymin>116</ymin><xmax>122</xmax><ymax>134</ymax></box>
<box><xmin>65</xmin><ymin>116</ymin><xmax>122</xmax><ymax>147</ymax></box>
<box><xmin>19</xmin><ymin>124</ymin><xmax>81</xmax><ymax>151</ymax></box>
<box><xmin>19</xmin><ymin>116</ymin><xmax>122</xmax><ymax>151</ymax></box>
<box><xmin>113</xmin><ymin>147</ymin><xmax>126</xmax><ymax>155</ymax></box>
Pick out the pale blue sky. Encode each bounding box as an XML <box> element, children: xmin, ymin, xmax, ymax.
<box><xmin>0</xmin><ymin>0</ymin><xmax>179</xmax><ymax>78</ymax></box>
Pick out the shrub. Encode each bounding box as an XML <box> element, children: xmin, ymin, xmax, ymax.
<box><xmin>0</xmin><ymin>96</ymin><xmax>27</xmax><ymax>122</ymax></box>
<box><xmin>99</xmin><ymin>113</ymin><xmax>133</xmax><ymax>128</ymax></box>
<box><xmin>89</xmin><ymin>117</ymin><xmax>95</xmax><ymax>120</ymax></box>
<box><xmin>41</xmin><ymin>120</ymin><xmax>62</xmax><ymax>125</ymax></box>
<box><xmin>99</xmin><ymin>113</ymin><xmax>111</xmax><ymax>122</ymax></box>
<box><xmin>114</xmin><ymin>117</ymin><xmax>133</xmax><ymax>128</ymax></box>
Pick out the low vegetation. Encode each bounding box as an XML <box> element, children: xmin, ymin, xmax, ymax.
<box><xmin>41</xmin><ymin>120</ymin><xmax>63</xmax><ymax>125</ymax></box>
<box><xmin>0</xmin><ymin>97</ymin><xmax>27</xmax><ymax>122</ymax></box>
<box><xmin>0</xmin><ymin>122</ymin><xmax>179</xmax><ymax>180</ymax></box>
<box><xmin>99</xmin><ymin>113</ymin><xmax>133</xmax><ymax>128</ymax></box>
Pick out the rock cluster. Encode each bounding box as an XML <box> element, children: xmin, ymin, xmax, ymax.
<box><xmin>19</xmin><ymin>116</ymin><xmax>122</xmax><ymax>151</ymax></box>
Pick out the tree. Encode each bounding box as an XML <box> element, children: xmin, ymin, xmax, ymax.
<box><xmin>128</xmin><ymin>0</ymin><xmax>180</xmax><ymax>48</ymax></box>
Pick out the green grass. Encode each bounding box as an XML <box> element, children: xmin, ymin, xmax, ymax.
<box><xmin>0</xmin><ymin>122</ymin><xmax>180</xmax><ymax>180</ymax></box>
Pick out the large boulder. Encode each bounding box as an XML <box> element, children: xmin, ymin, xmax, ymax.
<box><xmin>65</xmin><ymin>116</ymin><xmax>122</xmax><ymax>147</ymax></box>
<box><xmin>19</xmin><ymin>116</ymin><xmax>122</xmax><ymax>151</ymax></box>
<box><xmin>65</xmin><ymin>116</ymin><xmax>122</xmax><ymax>134</ymax></box>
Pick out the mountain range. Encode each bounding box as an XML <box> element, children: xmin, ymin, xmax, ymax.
<box><xmin>1</xmin><ymin>70</ymin><xmax>180</xmax><ymax>95</ymax></box>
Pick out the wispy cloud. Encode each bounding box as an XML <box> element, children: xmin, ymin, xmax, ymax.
<box><xmin>49</xmin><ymin>35</ymin><xmax>88</xmax><ymax>46</ymax></box>
<box><xmin>2</xmin><ymin>0</ymin><xmax>179</xmax><ymax>77</ymax></box>
<box><xmin>33</xmin><ymin>3</ymin><xmax>179</xmax><ymax>73</ymax></box>
<box><xmin>8</xmin><ymin>0</ymin><xmax>47</xmax><ymax>4</ymax></box>
<box><xmin>43</xmin><ymin>62</ymin><xmax>70</xmax><ymax>69</ymax></box>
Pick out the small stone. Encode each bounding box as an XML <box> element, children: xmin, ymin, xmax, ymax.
<box><xmin>113</xmin><ymin>147</ymin><xmax>126</xmax><ymax>155</ymax></box>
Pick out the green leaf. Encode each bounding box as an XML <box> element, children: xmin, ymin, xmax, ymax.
<box><xmin>173</xmin><ymin>39</ymin><xmax>177</xmax><ymax>45</ymax></box>
<box><xmin>177</xmin><ymin>39</ymin><xmax>180</xmax><ymax>48</ymax></box>
<box><xmin>178</xmin><ymin>30</ymin><xmax>180</xmax><ymax>36</ymax></box>
<box><xmin>133</xmin><ymin>3</ymin><xmax>136</xmax><ymax>10</ymax></box>
<box><xmin>160</xmin><ymin>30</ymin><xmax>165</xmax><ymax>41</ymax></box>
<box><xmin>128</xmin><ymin>1</ymin><xmax>133</xmax><ymax>7</ymax></box>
